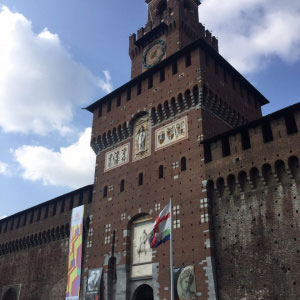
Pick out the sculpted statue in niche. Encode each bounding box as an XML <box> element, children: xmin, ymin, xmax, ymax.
<box><xmin>133</xmin><ymin>116</ymin><xmax>151</xmax><ymax>162</ymax></box>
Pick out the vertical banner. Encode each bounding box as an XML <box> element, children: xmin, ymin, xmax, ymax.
<box><xmin>86</xmin><ymin>268</ymin><xmax>103</xmax><ymax>300</ymax></box>
<box><xmin>66</xmin><ymin>205</ymin><xmax>84</xmax><ymax>300</ymax></box>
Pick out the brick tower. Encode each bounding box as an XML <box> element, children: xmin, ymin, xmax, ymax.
<box><xmin>87</xmin><ymin>0</ymin><xmax>268</xmax><ymax>299</ymax></box>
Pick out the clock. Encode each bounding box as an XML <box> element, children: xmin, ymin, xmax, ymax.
<box><xmin>142</xmin><ymin>40</ymin><xmax>166</xmax><ymax>69</ymax></box>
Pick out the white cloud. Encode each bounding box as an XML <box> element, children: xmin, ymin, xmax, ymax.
<box><xmin>13</xmin><ymin>127</ymin><xmax>96</xmax><ymax>188</ymax></box>
<box><xmin>198</xmin><ymin>0</ymin><xmax>300</xmax><ymax>73</ymax></box>
<box><xmin>0</xmin><ymin>161</ymin><xmax>12</xmax><ymax>176</ymax></box>
<box><xmin>0</xmin><ymin>6</ymin><xmax>112</xmax><ymax>135</ymax></box>
<box><xmin>0</xmin><ymin>216</ymin><xmax>7</xmax><ymax>220</ymax></box>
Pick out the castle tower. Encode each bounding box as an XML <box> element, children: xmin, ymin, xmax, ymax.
<box><xmin>129</xmin><ymin>0</ymin><xmax>219</xmax><ymax>78</ymax></box>
<box><xmin>86</xmin><ymin>1</ymin><xmax>268</xmax><ymax>299</ymax></box>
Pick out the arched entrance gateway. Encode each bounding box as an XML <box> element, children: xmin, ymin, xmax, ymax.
<box><xmin>133</xmin><ymin>284</ymin><xmax>153</xmax><ymax>300</ymax></box>
<box><xmin>2</xmin><ymin>288</ymin><xmax>17</xmax><ymax>300</ymax></box>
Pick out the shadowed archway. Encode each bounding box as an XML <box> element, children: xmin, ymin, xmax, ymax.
<box><xmin>133</xmin><ymin>284</ymin><xmax>153</xmax><ymax>300</ymax></box>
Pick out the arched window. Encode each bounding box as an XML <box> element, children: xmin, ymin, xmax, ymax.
<box><xmin>120</xmin><ymin>179</ymin><xmax>125</xmax><ymax>192</ymax></box>
<box><xmin>181</xmin><ymin>157</ymin><xmax>186</xmax><ymax>171</ymax></box>
<box><xmin>138</xmin><ymin>173</ymin><xmax>143</xmax><ymax>186</ymax></box>
<box><xmin>159</xmin><ymin>165</ymin><xmax>164</xmax><ymax>179</ymax></box>
<box><xmin>103</xmin><ymin>186</ymin><xmax>108</xmax><ymax>198</ymax></box>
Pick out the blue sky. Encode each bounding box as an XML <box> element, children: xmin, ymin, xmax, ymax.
<box><xmin>0</xmin><ymin>0</ymin><xmax>299</xmax><ymax>218</ymax></box>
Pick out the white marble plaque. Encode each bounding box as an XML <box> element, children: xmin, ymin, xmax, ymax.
<box><xmin>155</xmin><ymin>116</ymin><xmax>188</xmax><ymax>151</ymax></box>
<box><xmin>104</xmin><ymin>143</ymin><xmax>130</xmax><ymax>172</ymax></box>
<box><xmin>131</xmin><ymin>217</ymin><xmax>153</xmax><ymax>278</ymax></box>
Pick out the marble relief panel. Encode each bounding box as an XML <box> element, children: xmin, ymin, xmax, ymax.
<box><xmin>104</xmin><ymin>143</ymin><xmax>130</xmax><ymax>172</ymax></box>
<box><xmin>155</xmin><ymin>116</ymin><xmax>188</xmax><ymax>151</ymax></box>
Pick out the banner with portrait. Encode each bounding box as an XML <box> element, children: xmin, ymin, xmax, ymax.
<box><xmin>65</xmin><ymin>205</ymin><xmax>84</xmax><ymax>300</ymax></box>
<box><xmin>85</xmin><ymin>268</ymin><xmax>103</xmax><ymax>300</ymax></box>
<box><xmin>174</xmin><ymin>266</ymin><xmax>197</xmax><ymax>300</ymax></box>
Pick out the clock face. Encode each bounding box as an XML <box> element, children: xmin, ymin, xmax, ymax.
<box><xmin>142</xmin><ymin>40</ymin><xmax>166</xmax><ymax>69</ymax></box>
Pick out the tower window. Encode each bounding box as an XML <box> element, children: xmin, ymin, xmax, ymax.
<box><xmin>52</xmin><ymin>202</ymin><xmax>57</xmax><ymax>216</ymax></box>
<box><xmin>117</xmin><ymin>94</ymin><xmax>121</xmax><ymax>107</ymax></box>
<box><xmin>60</xmin><ymin>198</ymin><xmax>65</xmax><ymax>213</ymax></box>
<box><xmin>222</xmin><ymin>137</ymin><xmax>231</xmax><ymax>157</ymax></box>
<box><xmin>241</xmin><ymin>129</ymin><xmax>251</xmax><ymax>150</ymax></box>
<box><xmin>44</xmin><ymin>205</ymin><xmax>49</xmax><ymax>219</ymax></box>
<box><xmin>148</xmin><ymin>75</ymin><xmax>153</xmax><ymax>89</ymax></box>
<box><xmin>261</xmin><ymin>121</ymin><xmax>273</xmax><ymax>143</ymax></box>
<box><xmin>204</xmin><ymin>143</ymin><xmax>212</xmax><ymax>163</ymax></box>
<box><xmin>23</xmin><ymin>213</ymin><xmax>27</xmax><ymax>226</ymax></box>
<box><xmin>69</xmin><ymin>196</ymin><xmax>74</xmax><ymax>210</ymax></box>
<box><xmin>185</xmin><ymin>52</ymin><xmax>191</xmax><ymax>67</ymax></box>
<box><xmin>159</xmin><ymin>165</ymin><xmax>164</xmax><ymax>179</ymax></box>
<box><xmin>30</xmin><ymin>211</ymin><xmax>34</xmax><ymax>224</ymax></box>
<box><xmin>37</xmin><ymin>208</ymin><xmax>42</xmax><ymax>221</ymax></box>
<box><xmin>127</xmin><ymin>88</ymin><xmax>131</xmax><ymax>101</ymax></box>
<box><xmin>215</xmin><ymin>62</ymin><xmax>219</xmax><ymax>75</ymax></box>
<box><xmin>160</xmin><ymin>68</ymin><xmax>165</xmax><ymax>82</ymax></box>
<box><xmin>138</xmin><ymin>173</ymin><xmax>143</xmax><ymax>186</ymax></box>
<box><xmin>79</xmin><ymin>191</ymin><xmax>83</xmax><ymax>206</ymax></box>
<box><xmin>172</xmin><ymin>61</ymin><xmax>178</xmax><ymax>75</ymax></box>
<box><xmin>98</xmin><ymin>104</ymin><xmax>102</xmax><ymax>117</ymax></box>
<box><xmin>181</xmin><ymin>157</ymin><xmax>187</xmax><ymax>171</ymax></box>
<box><xmin>120</xmin><ymin>180</ymin><xmax>125</xmax><ymax>192</ymax></box>
<box><xmin>285</xmin><ymin>112</ymin><xmax>298</xmax><ymax>135</ymax></box>
<box><xmin>137</xmin><ymin>82</ymin><xmax>142</xmax><ymax>95</ymax></box>
<box><xmin>107</xmin><ymin>100</ymin><xmax>112</xmax><ymax>112</ymax></box>
<box><xmin>103</xmin><ymin>186</ymin><xmax>108</xmax><ymax>198</ymax></box>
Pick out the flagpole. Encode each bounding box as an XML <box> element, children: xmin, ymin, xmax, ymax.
<box><xmin>170</xmin><ymin>199</ymin><xmax>174</xmax><ymax>300</ymax></box>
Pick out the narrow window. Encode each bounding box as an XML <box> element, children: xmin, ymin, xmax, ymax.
<box><xmin>185</xmin><ymin>52</ymin><xmax>191</xmax><ymax>67</ymax></box>
<box><xmin>120</xmin><ymin>180</ymin><xmax>125</xmax><ymax>192</ymax></box>
<box><xmin>60</xmin><ymin>198</ymin><xmax>65</xmax><ymax>213</ymax></box>
<box><xmin>103</xmin><ymin>186</ymin><xmax>108</xmax><ymax>198</ymax></box>
<box><xmin>10</xmin><ymin>218</ymin><xmax>14</xmax><ymax>231</ymax></box>
<box><xmin>222</xmin><ymin>137</ymin><xmax>231</xmax><ymax>157</ymax></box>
<box><xmin>127</xmin><ymin>88</ymin><xmax>131</xmax><ymax>101</ymax></box>
<box><xmin>160</xmin><ymin>68</ymin><xmax>165</xmax><ymax>82</ymax></box>
<box><xmin>69</xmin><ymin>196</ymin><xmax>74</xmax><ymax>210</ymax></box>
<box><xmin>37</xmin><ymin>208</ymin><xmax>42</xmax><ymax>221</ymax></box>
<box><xmin>241</xmin><ymin>129</ymin><xmax>251</xmax><ymax>150</ymax></box>
<box><xmin>23</xmin><ymin>213</ymin><xmax>27</xmax><ymax>226</ymax></box>
<box><xmin>172</xmin><ymin>61</ymin><xmax>178</xmax><ymax>75</ymax></box>
<box><xmin>205</xmin><ymin>52</ymin><xmax>209</xmax><ymax>67</ymax></box>
<box><xmin>98</xmin><ymin>104</ymin><xmax>102</xmax><ymax>117</ymax></box>
<box><xmin>137</xmin><ymin>82</ymin><xmax>142</xmax><ymax>95</ymax></box>
<box><xmin>107</xmin><ymin>100</ymin><xmax>111</xmax><ymax>112</ymax></box>
<box><xmin>148</xmin><ymin>76</ymin><xmax>153</xmax><ymax>89</ymax></box>
<box><xmin>232</xmin><ymin>77</ymin><xmax>235</xmax><ymax>90</ymax></box>
<box><xmin>223</xmin><ymin>70</ymin><xmax>227</xmax><ymax>83</ymax></box>
<box><xmin>79</xmin><ymin>191</ymin><xmax>83</xmax><ymax>206</ymax></box>
<box><xmin>30</xmin><ymin>211</ymin><xmax>34</xmax><ymax>224</ymax></box>
<box><xmin>159</xmin><ymin>165</ymin><xmax>164</xmax><ymax>179</ymax></box>
<box><xmin>16</xmin><ymin>217</ymin><xmax>20</xmax><ymax>229</ymax></box>
<box><xmin>44</xmin><ymin>205</ymin><xmax>49</xmax><ymax>219</ymax></box>
<box><xmin>4</xmin><ymin>221</ymin><xmax>8</xmax><ymax>232</ymax></box>
<box><xmin>88</xmin><ymin>188</ymin><xmax>93</xmax><ymax>203</ymax></box>
<box><xmin>181</xmin><ymin>157</ymin><xmax>187</xmax><ymax>171</ymax></box>
<box><xmin>261</xmin><ymin>121</ymin><xmax>273</xmax><ymax>143</ymax></box>
<box><xmin>285</xmin><ymin>112</ymin><xmax>298</xmax><ymax>134</ymax></box>
<box><xmin>138</xmin><ymin>173</ymin><xmax>143</xmax><ymax>186</ymax></box>
<box><xmin>204</xmin><ymin>143</ymin><xmax>212</xmax><ymax>163</ymax></box>
<box><xmin>52</xmin><ymin>202</ymin><xmax>57</xmax><ymax>216</ymax></box>
<box><xmin>215</xmin><ymin>62</ymin><xmax>219</xmax><ymax>75</ymax></box>
<box><xmin>240</xmin><ymin>85</ymin><xmax>244</xmax><ymax>97</ymax></box>
<box><xmin>117</xmin><ymin>94</ymin><xmax>121</xmax><ymax>107</ymax></box>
